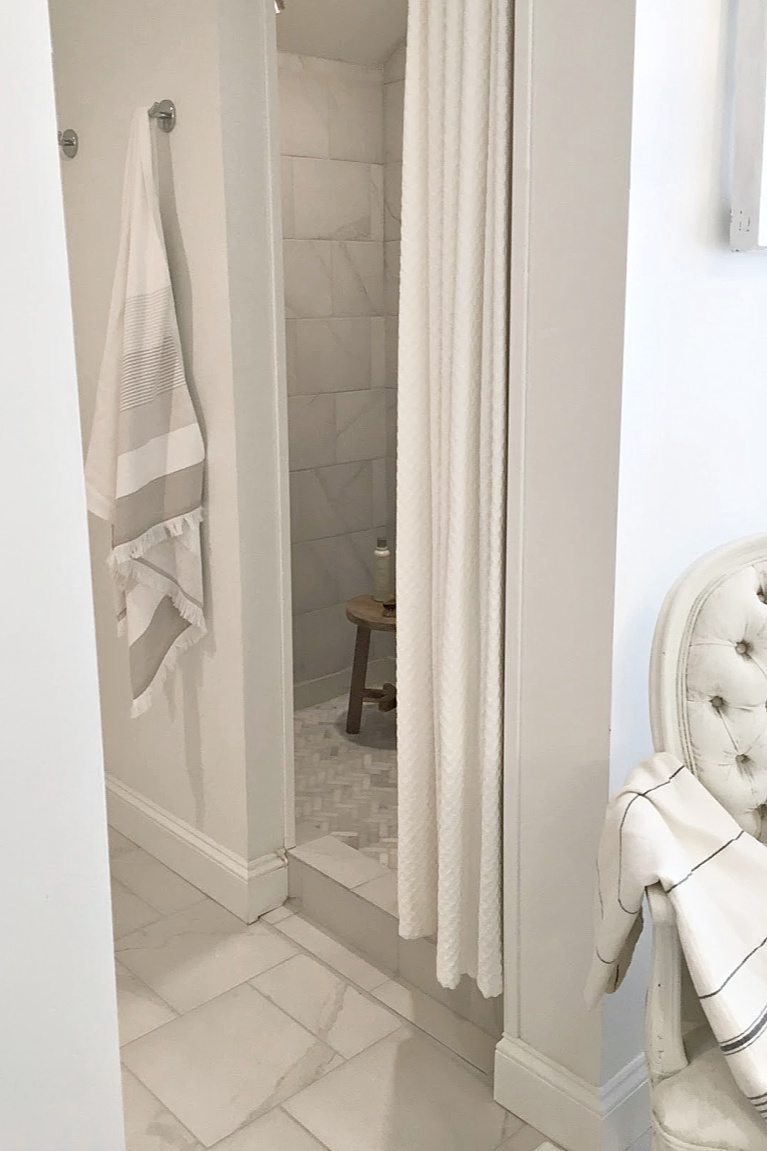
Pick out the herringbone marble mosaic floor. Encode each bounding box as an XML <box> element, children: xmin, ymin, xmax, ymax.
<box><xmin>294</xmin><ymin>694</ymin><xmax>398</xmax><ymax>870</ymax></box>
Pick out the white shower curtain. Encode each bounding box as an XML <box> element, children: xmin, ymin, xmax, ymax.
<box><xmin>396</xmin><ymin>0</ymin><xmax>510</xmax><ymax>999</ymax></box>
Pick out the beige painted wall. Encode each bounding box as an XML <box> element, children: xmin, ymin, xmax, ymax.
<box><xmin>49</xmin><ymin>0</ymin><xmax>292</xmax><ymax>873</ymax></box>
<box><xmin>505</xmin><ymin>0</ymin><xmax>635</xmax><ymax>1084</ymax></box>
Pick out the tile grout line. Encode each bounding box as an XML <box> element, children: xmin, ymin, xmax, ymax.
<box><xmin>120</xmin><ymin>1059</ymin><xmax>203</xmax><ymax>1148</ymax></box>
<box><xmin>263</xmin><ymin>915</ymin><xmax>497</xmax><ymax>1082</ymax></box>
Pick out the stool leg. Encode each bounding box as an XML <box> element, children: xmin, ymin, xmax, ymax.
<box><xmin>346</xmin><ymin>625</ymin><xmax>371</xmax><ymax>734</ymax></box>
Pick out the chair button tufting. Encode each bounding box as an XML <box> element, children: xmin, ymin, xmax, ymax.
<box><xmin>736</xmin><ymin>641</ymin><xmax>750</xmax><ymax>655</ymax></box>
<box><xmin>711</xmin><ymin>696</ymin><xmax>724</xmax><ymax>709</ymax></box>
<box><xmin>736</xmin><ymin>754</ymin><xmax>749</xmax><ymax>765</ymax></box>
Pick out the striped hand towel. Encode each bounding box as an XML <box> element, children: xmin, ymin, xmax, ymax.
<box><xmin>586</xmin><ymin>752</ymin><xmax>767</xmax><ymax>1121</ymax></box>
<box><xmin>85</xmin><ymin>108</ymin><xmax>205</xmax><ymax>717</ymax></box>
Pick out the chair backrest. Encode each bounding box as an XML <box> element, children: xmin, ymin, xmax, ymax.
<box><xmin>650</xmin><ymin>534</ymin><xmax>767</xmax><ymax>844</ymax></box>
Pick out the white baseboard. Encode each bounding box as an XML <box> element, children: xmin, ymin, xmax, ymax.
<box><xmin>494</xmin><ymin>1036</ymin><xmax>649</xmax><ymax>1151</ymax></box>
<box><xmin>294</xmin><ymin>656</ymin><xmax>396</xmax><ymax>710</ymax></box>
<box><xmin>106</xmin><ymin>774</ymin><xmax>287</xmax><ymax>923</ymax></box>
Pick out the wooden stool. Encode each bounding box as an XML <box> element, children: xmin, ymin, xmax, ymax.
<box><xmin>345</xmin><ymin>594</ymin><xmax>396</xmax><ymax>734</ymax></box>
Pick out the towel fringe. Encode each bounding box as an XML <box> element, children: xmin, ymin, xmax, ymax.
<box><xmin>108</xmin><ymin>507</ymin><xmax>204</xmax><ymax>569</ymax></box>
<box><xmin>113</xmin><ymin>558</ymin><xmax>207</xmax><ymax>632</ymax></box>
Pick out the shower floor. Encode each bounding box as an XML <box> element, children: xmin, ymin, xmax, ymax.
<box><xmin>293</xmin><ymin>693</ymin><xmax>398</xmax><ymax>871</ymax></box>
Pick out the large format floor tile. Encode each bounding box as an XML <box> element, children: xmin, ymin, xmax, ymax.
<box><xmin>122</xmin><ymin>1067</ymin><xmax>201</xmax><ymax>1151</ymax></box>
<box><xmin>252</xmin><ymin>953</ymin><xmax>400</xmax><ymax>1058</ymax></box>
<box><xmin>111</xmin><ymin>847</ymin><xmax>206</xmax><ymax>916</ymax></box>
<box><xmin>116</xmin><ymin>962</ymin><xmax>177</xmax><ymax>1046</ymax></box>
<box><xmin>274</xmin><ymin>912</ymin><xmax>391</xmax><ymax>991</ymax></box>
<box><xmin>211</xmin><ymin>1107</ymin><xmax>329</xmax><ymax>1150</ymax></box>
<box><xmin>112</xmin><ymin>880</ymin><xmax>161</xmax><ymax>939</ymax></box>
<box><xmin>123</xmin><ymin>983</ymin><xmax>340</xmax><ymax>1148</ymax></box>
<box><xmin>284</xmin><ymin>1029</ymin><xmax>519</xmax><ymax>1151</ymax></box>
<box><xmin>495</xmin><ymin>1128</ymin><xmax>548</xmax><ymax>1151</ymax></box>
<box><xmin>115</xmin><ymin>899</ymin><xmax>298</xmax><ymax>1012</ymax></box>
<box><xmin>372</xmin><ymin>978</ymin><xmax>496</xmax><ymax>1074</ymax></box>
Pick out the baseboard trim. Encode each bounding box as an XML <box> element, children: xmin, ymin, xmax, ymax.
<box><xmin>494</xmin><ymin>1036</ymin><xmax>649</xmax><ymax>1151</ymax></box>
<box><xmin>105</xmin><ymin>774</ymin><xmax>287</xmax><ymax>923</ymax></box>
<box><xmin>294</xmin><ymin>656</ymin><xmax>396</xmax><ymax>710</ymax></box>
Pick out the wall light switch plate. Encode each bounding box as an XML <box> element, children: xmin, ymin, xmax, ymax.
<box><xmin>731</xmin><ymin>0</ymin><xmax>767</xmax><ymax>250</ymax></box>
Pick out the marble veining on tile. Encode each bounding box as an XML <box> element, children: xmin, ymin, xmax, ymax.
<box><xmin>116</xmin><ymin>898</ymin><xmax>298</xmax><ymax>1013</ymax></box>
<box><xmin>123</xmin><ymin>983</ymin><xmax>340</xmax><ymax>1147</ymax></box>
<box><xmin>111</xmin><ymin>837</ymin><xmax>534</xmax><ymax>1151</ymax></box>
<box><xmin>289</xmin><ymin>462</ymin><xmax>373</xmax><ymax>544</ymax></box>
<box><xmin>121</xmin><ymin>1066</ymin><xmax>201</xmax><ymax>1151</ymax></box>
<box><xmin>284</xmin><ymin>1029</ymin><xmax>519</xmax><ymax>1151</ymax></box>
<box><xmin>211</xmin><ymin>1107</ymin><xmax>329</xmax><ymax>1150</ymax></box>
<box><xmin>252</xmin><ymin>952</ymin><xmax>400</xmax><ymax>1058</ymax></box>
<box><xmin>332</xmin><ymin>241</ymin><xmax>384</xmax><ymax>317</ymax></box>
<box><xmin>116</xmin><ymin>961</ymin><xmax>177</xmax><ymax>1047</ymax></box>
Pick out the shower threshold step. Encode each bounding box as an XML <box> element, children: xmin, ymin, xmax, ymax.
<box><xmin>287</xmin><ymin>834</ymin><xmax>502</xmax><ymax>1040</ymax></box>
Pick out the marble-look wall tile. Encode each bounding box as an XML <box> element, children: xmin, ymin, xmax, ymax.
<box><xmin>385</xmin><ymin>389</ymin><xmax>397</xmax><ymax>459</ymax></box>
<box><xmin>289</xmin><ymin>462</ymin><xmax>373</xmax><ymax>543</ymax></box>
<box><xmin>293</xmin><ymin>602</ymin><xmax>355</xmax><ymax>683</ymax></box>
<box><xmin>278</xmin><ymin>63</ymin><xmax>330</xmax><ymax>158</ymax></box>
<box><xmin>385</xmin><ymin>241</ymin><xmax>401</xmax><ymax>317</ymax></box>
<box><xmin>370</xmin><ymin>165</ymin><xmax>384</xmax><ymax>242</ymax></box>
<box><xmin>292</xmin><ymin>318</ymin><xmax>371</xmax><ymax>395</ymax></box>
<box><xmin>291</xmin><ymin>536</ymin><xmax>341</xmax><ymax>614</ymax></box>
<box><xmin>282</xmin><ymin>157</ymin><xmax>295</xmax><ymax>238</ymax></box>
<box><xmin>384</xmin><ymin>81</ymin><xmax>405</xmax><ymax>163</ymax></box>
<box><xmin>385</xmin><ymin>317</ymin><xmax>398</xmax><ymax>388</ymax></box>
<box><xmin>328</xmin><ymin>72</ymin><xmax>384</xmax><ymax>163</ymax></box>
<box><xmin>284</xmin><ymin>241</ymin><xmax>333</xmax><ymax>318</ymax></box>
<box><xmin>384</xmin><ymin>40</ymin><xmax>407</xmax><ymax>84</ymax></box>
<box><xmin>371</xmin><ymin>317</ymin><xmax>386</xmax><ymax>388</ymax></box>
<box><xmin>332</xmin><ymin>242</ymin><xmax>384</xmax><ymax>316</ymax></box>
<box><xmin>279</xmin><ymin>52</ymin><xmax>393</xmax><ymax>687</ymax></box>
<box><xmin>288</xmin><ymin>394</ymin><xmax>336</xmax><ymax>470</ymax></box>
<box><xmin>293</xmin><ymin>529</ymin><xmax>379</xmax><ymax>615</ymax></box>
<box><xmin>293</xmin><ymin>159</ymin><xmax>372</xmax><ymax>241</ymax></box>
<box><xmin>337</xmin><ymin>528</ymin><xmax>378</xmax><ymax>601</ymax></box>
<box><xmin>284</xmin><ymin>318</ymin><xmax>298</xmax><ymax>393</ymax></box>
<box><xmin>336</xmin><ymin>390</ymin><xmax>387</xmax><ymax>463</ymax></box>
<box><xmin>284</xmin><ymin>55</ymin><xmax>379</xmax><ymax>85</ymax></box>
<box><xmin>385</xmin><ymin>456</ymin><xmax>397</xmax><ymax>537</ymax></box>
<box><xmin>384</xmin><ymin>162</ymin><xmax>402</xmax><ymax>241</ymax></box>
<box><xmin>372</xmin><ymin>458</ymin><xmax>388</xmax><ymax>525</ymax></box>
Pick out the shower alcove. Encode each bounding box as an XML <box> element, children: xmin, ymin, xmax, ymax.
<box><xmin>278</xmin><ymin>0</ymin><xmax>403</xmax><ymax>912</ymax></box>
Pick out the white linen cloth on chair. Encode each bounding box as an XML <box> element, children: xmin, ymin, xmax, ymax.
<box><xmin>86</xmin><ymin>109</ymin><xmax>205</xmax><ymax>717</ymax></box>
<box><xmin>587</xmin><ymin>751</ymin><xmax>767</xmax><ymax>1122</ymax></box>
<box><xmin>396</xmin><ymin>0</ymin><xmax>511</xmax><ymax>998</ymax></box>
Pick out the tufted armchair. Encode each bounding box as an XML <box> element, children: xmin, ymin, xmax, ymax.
<box><xmin>647</xmin><ymin>535</ymin><xmax>767</xmax><ymax>1151</ymax></box>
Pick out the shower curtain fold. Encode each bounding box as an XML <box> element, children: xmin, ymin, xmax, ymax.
<box><xmin>396</xmin><ymin>0</ymin><xmax>510</xmax><ymax>999</ymax></box>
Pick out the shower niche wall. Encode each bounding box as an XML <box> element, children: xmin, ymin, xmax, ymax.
<box><xmin>281</xmin><ymin>45</ymin><xmax>403</xmax><ymax>709</ymax></box>
<box><xmin>278</xmin><ymin>8</ymin><xmax>405</xmax><ymax>871</ymax></box>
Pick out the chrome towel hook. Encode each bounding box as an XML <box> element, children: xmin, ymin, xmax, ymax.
<box><xmin>148</xmin><ymin>100</ymin><xmax>176</xmax><ymax>133</ymax></box>
<box><xmin>58</xmin><ymin>128</ymin><xmax>78</xmax><ymax>158</ymax></box>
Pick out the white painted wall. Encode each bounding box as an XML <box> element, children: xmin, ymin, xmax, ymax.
<box><xmin>48</xmin><ymin>0</ymin><xmax>293</xmax><ymax>903</ymax></box>
<box><xmin>276</xmin><ymin>0</ymin><xmax>407</xmax><ymax>65</ymax></box>
<box><xmin>0</xmin><ymin>3</ymin><xmax>123</xmax><ymax>1146</ymax></box>
<box><xmin>502</xmin><ymin>3</ymin><xmax>767</xmax><ymax>1146</ymax></box>
<box><xmin>607</xmin><ymin>0</ymin><xmax>767</xmax><ymax>1082</ymax></box>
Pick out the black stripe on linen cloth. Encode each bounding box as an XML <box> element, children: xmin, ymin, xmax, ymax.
<box><xmin>665</xmin><ymin>831</ymin><xmax>746</xmax><ymax>894</ymax></box>
<box><xmin>607</xmin><ymin>764</ymin><xmax>687</xmax><ymax>918</ymax></box>
<box><xmin>720</xmin><ymin>1002</ymin><xmax>767</xmax><ymax>1057</ymax></box>
<box><xmin>700</xmin><ymin>932</ymin><xmax>767</xmax><ymax>1001</ymax></box>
